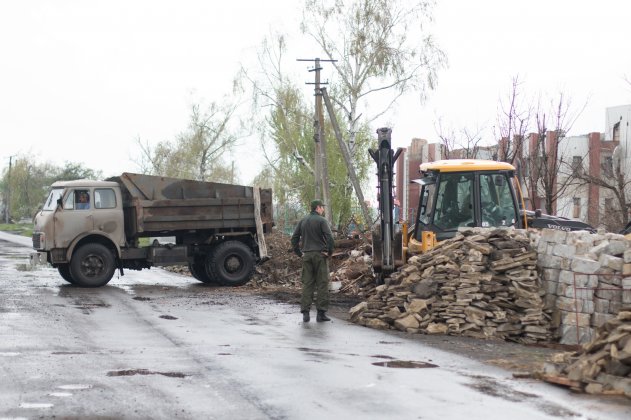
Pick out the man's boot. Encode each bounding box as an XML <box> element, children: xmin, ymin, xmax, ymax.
<box><xmin>316</xmin><ymin>310</ymin><xmax>331</xmax><ymax>322</ymax></box>
<box><xmin>302</xmin><ymin>310</ymin><xmax>310</xmax><ymax>322</ymax></box>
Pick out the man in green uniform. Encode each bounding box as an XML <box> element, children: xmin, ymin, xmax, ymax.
<box><xmin>291</xmin><ymin>199</ymin><xmax>335</xmax><ymax>322</ymax></box>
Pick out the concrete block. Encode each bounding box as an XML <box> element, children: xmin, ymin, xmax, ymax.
<box><xmin>594</xmin><ymin>286</ymin><xmax>622</xmax><ymax>301</ymax></box>
<box><xmin>571</xmin><ymin>257</ymin><xmax>601</xmax><ymax>274</ymax></box>
<box><xmin>542</xmin><ymin>268</ymin><xmax>560</xmax><ymax>283</ymax></box>
<box><xmin>552</xmin><ymin>244</ymin><xmax>577</xmax><ymax>259</ymax></box>
<box><xmin>594</xmin><ymin>297</ymin><xmax>610</xmax><ymax>313</ymax></box>
<box><xmin>588</xmin><ymin>241</ymin><xmax>609</xmax><ymax>257</ymax></box>
<box><xmin>556</xmin><ymin>297</ymin><xmax>594</xmax><ymax>314</ymax></box>
<box><xmin>562</xmin><ymin>312</ymin><xmax>591</xmax><ymax>327</ymax></box>
<box><xmin>541</xmin><ymin>228</ymin><xmax>568</xmax><ymax>244</ymax></box>
<box><xmin>599</xmin><ymin>254</ymin><xmax>624</xmax><ymax>271</ymax></box>
<box><xmin>538</xmin><ymin>254</ymin><xmax>564</xmax><ymax>270</ymax></box>
<box><xmin>624</xmin><ymin>249</ymin><xmax>631</xmax><ymax>263</ymax></box>
<box><xmin>591</xmin><ymin>312</ymin><xmax>614</xmax><ymax>328</ymax></box>
<box><xmin>537</xmin><ymin>240</ymin><xmax>548</xmax><ymax>254</ymax></box>
<box><xmin>560</xmin><ymin>325</ymin><xmax>594</xmax><ymax>345</ymax></box>
<box><xmin>604</xmin><ymin>240</ymin><xmax>629</xmax><ymax>256</ymax></box>
<box><xmin>574</xmin><ymin>241</ymin><xmax>592</xmax><ymax>256</ymax></box>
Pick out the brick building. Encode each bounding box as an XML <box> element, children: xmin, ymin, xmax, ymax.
<box><xmin>393</xmin><ymin>105</ymin><xmax>631</xmax><ymax>230</ymax></box>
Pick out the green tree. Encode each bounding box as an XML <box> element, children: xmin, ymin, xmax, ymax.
<box><xmin>1</xmin><ymin>157</ymin><xmax>103</xmax><ymax>222</ymax></box>
<box><xmin>246</xmin><ymin>34</ymin><xmax>375</xmax><ymax>231</ymax></box>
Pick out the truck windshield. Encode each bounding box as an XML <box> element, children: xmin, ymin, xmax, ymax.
<box><xmin>43</xmin><ymin>188</ymin><xmax>64</xmax><ymax>211</ymax></box>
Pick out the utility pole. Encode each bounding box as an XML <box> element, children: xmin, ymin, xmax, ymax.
<box><xmin>297</xmin><ymin>57</ymin><xmax>336</xmax><ymax>225</ymax></box>
<box><xmin>4</xmin><ymin>155</ymin><xmax>15</xmax><ymax>224</ymax></box>
<box><xmin>321</xmin><ymin>88</ymin><xmax>372</xmax><ymax>227</ymax></box>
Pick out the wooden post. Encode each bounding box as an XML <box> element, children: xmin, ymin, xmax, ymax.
<box><xmin>253</xmin><ymin>187</ymin><xmax>268</xmax><ymax>259</ymax></box>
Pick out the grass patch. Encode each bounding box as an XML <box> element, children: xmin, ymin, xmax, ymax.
<box><xmin>0</xmin><ymin>223</ymin><xmax>34</xmax><ymax>238</ymax></box>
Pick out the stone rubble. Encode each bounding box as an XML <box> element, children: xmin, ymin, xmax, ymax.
<box><xmin>541</xmin><ymin>311</ymin><xmax>631</xmax><ymax>399</ymax></box>
<box><xmin>349</xmin><ymin>228</ymin><xmax>551</xmax><ymax>344</ymax></box>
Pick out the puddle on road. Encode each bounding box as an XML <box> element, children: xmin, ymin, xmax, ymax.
<box><xmin>372</xmin><ymin>360</ymin><xmax>439</xmax><ymax>369</ymax></box>
<box><xmin>52</xmin><ymin>351</ymin><xmax>86</xmax><ymax>355</ymax></box>
<box><xmin>133</xmin><ymin>296</ymin><xmax>151</xmax><ymax>301</ymax></box>
<box><xmin>0</xmin><ymin>352</ymin><xmax>21</xmax><ymax>357</ymax></box>
<box><xmin>49</xmin><ymin>392</ymin><xmax>73</xmax><ymax>397</ymax></box>
<box><xmin>371</xmin><ymin>354</ymin><xmax>396</xmax><ymax>360</ymax></box>
<box><xmin>107</xmin><ymin>369</ymin><xmax>188</xmax><ymax>378</ymax></box>
<box><xmin>297</xmin><ymin>347</ymin><xmax>331</xmax><ymax>354</ymax></box>
<box><xmin>57</xmin><ymin>384</ymin><xmax>93</xmax><ymax>390</ymax></box>
<box><xmin>159</xmin><ymin>315</ymin><xmax>178</xmax><ymax>320</ymax></box>
<box><xmin>19</xmin><ymin>402</ymin><xmax>54</xmax><ymax>409</ymax></box>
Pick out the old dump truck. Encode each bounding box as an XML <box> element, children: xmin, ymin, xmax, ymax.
<box><xmin>31</xmin><ymin>173</ymin><xmax>273</xmax><ymax>287</ymax></box>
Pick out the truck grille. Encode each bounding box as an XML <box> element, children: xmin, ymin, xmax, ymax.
<box><xmin>32</xmin><ymin>233</ymin><xmax>41</xmax><ymax>249</ymax></box>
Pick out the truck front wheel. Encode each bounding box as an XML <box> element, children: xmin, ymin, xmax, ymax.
<box><xmin>206</xmin><ymin>241</ymin><xmax>255</xmax><ymax>287</ymax></box>
<box><xmin>69</xmin><ymin>243</ymin><xmax>116</xmax><ymax>287</ymax></box>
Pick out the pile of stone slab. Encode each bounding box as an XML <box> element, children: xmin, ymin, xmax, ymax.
<box><xmin>541</xmin><ymin>311</ymin><xmax>631</xmax><ymax>398</ymax></box>
<box><xmin>350</xmin><ymin>228</ymin><xmax>551</xmax><ymax>344</ymax></box>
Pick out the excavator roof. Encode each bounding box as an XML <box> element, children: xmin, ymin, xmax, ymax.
<box><xmin>420</xmin><ymin>159</ymin><xmax>516</xmax><ymax>173</ymax></box>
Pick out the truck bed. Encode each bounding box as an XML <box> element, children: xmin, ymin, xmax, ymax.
<box><xmin>109</xmin><ymin>173</ymin><xmax>273</xmax><ymax>238</ymax></box>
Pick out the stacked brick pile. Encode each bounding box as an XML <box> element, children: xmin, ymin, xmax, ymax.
<box><xmin>535</xmin><ymin>229</ymin><xmax>631</xmax><ymax>344</ymax></box>
<box><xmin>542</xmin><ymin>311</ymin><xmax>631</xmax><ymax>398</ymax></box>
<box><xmin>350</xmin><ymin>228</ymin><xmax>550</xmax><ymax>344</ymax></box>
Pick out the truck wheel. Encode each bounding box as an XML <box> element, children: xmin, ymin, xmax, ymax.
<box><xmin>206</xmin><ymin>241</ymin><xmax>255</xmax><ymax>287</ymax></box>
<box><xmin>57</xmin><ymin>264</ymin><xmax>75</xmax><ymax>284</ymax></box>
<box><xmin>188</xmin><ymin>260</ymin><xmax>215</xmax><ymax>284</ymax></box>
<box><xmin>69</xmin><ymin>243</ymin><xmax>116</xmax><ymax>287</ymax></box>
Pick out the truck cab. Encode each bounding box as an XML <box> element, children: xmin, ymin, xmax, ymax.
<box><xmin>33</xmin><ymin>180</ymin><xmax>125</xmax><ymax>256</ymax></box>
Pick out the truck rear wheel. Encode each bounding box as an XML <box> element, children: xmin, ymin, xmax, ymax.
<box><xmin>189</xmin><ymin>260</ymin><xmax>215</xmax><ymax>284</ymax></box>
<box><xmin>206</xmin><ymin>241</ymin><xmax>255</xmax><ymax>287</ymax></box>
<box><xmin>69</xmin><ymin>243</ymin><xmax>116</xmax><ymax>287</ymax></box>
<box><xmin>57</xmin><ymin>264</ymin><xmax>75</xmax><ymax>284</ymax></box>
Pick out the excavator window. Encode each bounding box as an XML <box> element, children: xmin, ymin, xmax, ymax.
<box><xmin>480</xmin><ymin>173</ymin><xmax>516</xmax><ymax>227</ymax></box>
<box><xmin>434</xmin><ymin>173</ymin><xmax>474</xmax><ymax>230</ymax></box>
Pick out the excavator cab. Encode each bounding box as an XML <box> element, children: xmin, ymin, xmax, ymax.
<box><xmin>409</xmin><ymin>160</ymin><xmax>524</xmax><ymax>254</ymax></box>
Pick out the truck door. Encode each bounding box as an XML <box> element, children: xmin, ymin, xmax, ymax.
<box><xmin>53</xmin><ymin>189</ymin><xmax>94</xmax><ymax>249</ymax></box>
<box><xmin>91</xmin><ymin>187</ymin><xmax>124</xmax><ymax>245</ymax></box>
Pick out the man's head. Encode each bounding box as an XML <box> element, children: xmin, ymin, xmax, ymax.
<box><xmin>310</xmin><ymin>199</ymin><xmax>325</xmax><ymax>215</ymax></box>
<box><xmin>79</xmin><ymin>192</ymin><xmax>88</xmax><ymax>202</ymax></box>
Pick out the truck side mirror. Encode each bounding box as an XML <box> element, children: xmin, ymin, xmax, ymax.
<box><xmin>57</xmin><ymin>198</ymin><xmax>63</xmax><ymax>209</ymax></box>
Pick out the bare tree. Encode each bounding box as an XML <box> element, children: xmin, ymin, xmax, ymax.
<box><xmin>302</xmin><ymin>0</ymin><xmax>447</xmax><ymax>157</ymax></box>
<box><xmin>135</xmin><ymin>101</ymin><xmax>244</xmax><ymax>182</ymax></box>
<box><xmin>574</xmin><ymin>146</ymin><xmax>631</xmax><ymax>231</ymax></box>
<box><xmin>495</xmin><ymin>75</ymin><xmax>531</xmax><ymax>165</ymax></box>
<box><xmin>524</xmin><ymin>92</ymin><xmax>587</xmax><ymax>215</ymax></box>
<box><xmin>435</xmin><ymin>117</ymin><xmax>485</xmax><ymax>159</ymax></box>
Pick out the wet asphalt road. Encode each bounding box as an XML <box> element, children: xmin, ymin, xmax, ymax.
<box><xmin>1</xmin><ymin>233</ymin><xmax>631</xmax><ymax>419</ymax></box>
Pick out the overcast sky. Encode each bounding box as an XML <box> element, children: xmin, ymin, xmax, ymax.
<box><xmin>1</xmin><ymin>0</ymin><xmax>630</xmax><ymax>183</ymax></box>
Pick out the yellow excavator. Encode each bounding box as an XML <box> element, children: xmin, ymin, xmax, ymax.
<box><xmin>370</xmin><ymin>127</ymin><xmax>595</xmax><ymax>283</ymax></box>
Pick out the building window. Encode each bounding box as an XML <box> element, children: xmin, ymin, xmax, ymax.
<box><xmin>573</xmin><ymin>197</ymin><xmax>581</xmax><ymax>219</ymax></box>
<box><xmin>603</xmin><ymin>156</ymin><xmax>614</xmax><ymax>177</ymax></box>
<box><xmin>604</xmin><ymin>197</ymin><xmax>613</xmax><ymax>211</ymax></box>
<box><xmin>571</xmin><ymin>156</ymin><xmax>582</xmax><ymax>174</ymax></box>
<box><xmin>613</xmin><ymin>122</ymin><xmax>621</xmax><ymax>142</ymax></box>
